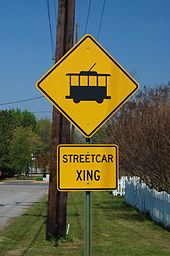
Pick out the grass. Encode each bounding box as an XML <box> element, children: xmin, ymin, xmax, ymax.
<box><xmin>0</xmin><ymin>176</ymin><xmax>44</xmax><ymax>182</ymax></box>
<box><xmin>0</xmin><ymin>192</ymin><xmax>170</xmax><ymax>255</ymax></box>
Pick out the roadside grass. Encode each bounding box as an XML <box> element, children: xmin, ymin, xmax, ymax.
<box><xmin>0</xmin><ymin>176</ymin><xmax>44</xmax><ymax>183</ymax></box>
<box><xmin>0</xmin><ymin>192</ymin><xmax>170</xmax><ymax>255</ymax></box>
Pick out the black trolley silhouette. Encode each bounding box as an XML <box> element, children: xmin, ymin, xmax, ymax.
<box><xmin>65</xmin><ymin>64</ymin><xmax>111</xmax><ymax>104</ymax></box>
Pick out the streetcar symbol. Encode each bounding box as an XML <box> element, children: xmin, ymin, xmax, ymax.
<box><xmin>65</xmin><ymin>63</ymin><xmax>111</xmax><ymax>104</ymax></box>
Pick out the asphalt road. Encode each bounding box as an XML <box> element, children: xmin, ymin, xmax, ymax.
<box><xmin>0</xmin><ymin>182</ymin><xmax>48</xmax><ymax>231</ymax></box>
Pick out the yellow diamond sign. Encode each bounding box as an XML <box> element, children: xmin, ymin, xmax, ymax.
<box><xmin>36</xmin><ymin>34</ymin><xmax>139</xmax><ymax>137</ymax></box>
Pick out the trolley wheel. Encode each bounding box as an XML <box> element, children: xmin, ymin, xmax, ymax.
<box><xmin>73</xmin><ymin>98</ymin><xmax>80</xmax><ymax>103</ymax></box>
<box><xmin>96</xmin><ymin>98</ymin><xmax>103</xmax><ymax>104</ymax></box>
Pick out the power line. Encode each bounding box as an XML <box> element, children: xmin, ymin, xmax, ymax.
<box><xmin>0</xmin><ymin>96</ymin><xmax>44</xmax><ymax>106</ymax></box>
<box><xmin>84</xmin><ymin>0</ymin><xmax>92</xmax><ymax>34</ymax></box>
<box><xmin>53</xmin><ymin>0</ymin><xmax>57</xmax><ymax>24</ymax></box>
<box><xmin>46</xmin><ymin>0</ymin><xmax>55</xmax><ymax>60</ymax></box>
<box><xmin>33</xmin><ymin>111</ymin><xmax>52</xmax><ymax>113</ymax></box>
<box><xmin>97</xmin><ymin>0</ymin><xmax>106</xmax><ymax>40</ymax></box>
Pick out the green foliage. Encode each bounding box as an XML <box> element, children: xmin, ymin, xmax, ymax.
<box><xmin>35</xmin><ymin>177</ymin><xmax>43</xmax><ymax>181</ymax></box>
<box><xmin>0</xmin><ymin>109</ymin><xmax>51</xmax><ymax>177</ymax></box>
<box><xmin>36</xmin><ymin>118</ymin><xmax>52</xmax><ymax>173</ymax></box>
<box><xmin>9</xmin><ymin>127</ymin><xmax>43</xmax><ymax>177</ymax></box>
<box><xmin>0</xmin><ymin>110</ymin><xmax>18</xmax><ymax>175</ymax></box>
<box><xmin>36</xmin><ymin>118</ymin><xmax>51</xmax><ymax>145</ymax></box>
<box><xmin>11</xmin><ymin>108</ymin><xmax>37</xmax><ymax>130</ymax></box>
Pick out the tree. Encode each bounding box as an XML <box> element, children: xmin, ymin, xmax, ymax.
<box><xmin>0</xmin><ymin>110</ymin><xmax>16</xmax><ymax>176</ymax></box>
<box><xmin>36</xmin><ymin>118</ymin><xmax>51</xmax><ymax>145</ymax></box>
<box><xmin>36</xmin><ymin>118</ymin><xmax>51</xmax><ymax>175</ymax></box>
<box><xmin>9</xmin><ymin>127</ymin><xmax>43</xmax><ymax>178</ymax></box>
<box><xmin>11</xmin><ymin>109</ymin><xmax>37</xmax><ymax>130</ymax></box>
<box><xmin>0</xmin><ymin>109</ymin><xmax>39</xmax><ymax>177</ymax></box>
<box><xmin>105</xmin><ymin>83</ymin><xmax>170</xmax><ymax>192</ymax></box>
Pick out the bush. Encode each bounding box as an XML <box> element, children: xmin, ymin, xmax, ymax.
<box><xmin>35</xmin><ymin>177</ymin><xmax>43</xmax><ymax>181</ymax></box>
<box><xmin>105</xmin><ymin>84</ymin><xmax>170</xmax><ymax>193</ymax></box>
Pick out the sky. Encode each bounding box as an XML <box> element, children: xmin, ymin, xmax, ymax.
<box><xmin>0</xmin><ymin>0</ymin><xmax>170</xmax><ymax>119</ymax></box>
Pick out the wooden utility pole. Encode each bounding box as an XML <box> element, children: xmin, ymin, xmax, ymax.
<box><xmin>46</xmin><ymin>0</ymin><xmax>75</xmax><ymax>240</ymax></box>
<box><xmin>71</xmin><ymin>22</ymin><xmax>78</xmax><ymax>144</ymax></box>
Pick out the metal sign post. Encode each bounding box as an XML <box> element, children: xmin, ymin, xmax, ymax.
<box><xmin>84</xmin><ymin>190</ymin><xmax>92</xmax><ymax>256</ymax></box>
<box><xmin>84</xmin><ymin>138</ymin><xmax>92</xmax><ymax>256</ymax></box>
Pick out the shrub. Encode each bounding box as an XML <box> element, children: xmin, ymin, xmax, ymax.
<box><xmin>105</xmin><ymin>84</ymin><xmax>170</xmax><ymax>193</ymax></box>
<box><xmin>35</xmin><ymin>177</ymin><xmax>43</xmax><ymax>181</ymax></box>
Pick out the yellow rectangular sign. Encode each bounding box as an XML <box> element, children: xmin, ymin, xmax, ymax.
<box><xmin>57</xmin><ymin>144</ymin><xmax>118</xmax><ymax>191</ymax></box>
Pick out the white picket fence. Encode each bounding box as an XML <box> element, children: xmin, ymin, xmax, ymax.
<box><xmin>125</xmin><ymin>177</ymin><xmax>170</xmax><ymax>229</ymax></box>
<box><xmin>112</xmin><ymin>176</ymin><xmax>140</xmax><ymax>196</ymax></box>
<box><xmin>112</xmin><ymin>176</ymin><xmax>128</xmax><ymax>196</ymax></box>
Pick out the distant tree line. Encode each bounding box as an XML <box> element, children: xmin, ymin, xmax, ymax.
<box><xmin>94</xmin><ymin>82</ymin><xmax>170</xmax><ymax>193</ymax></box>
<box><xmin>0</xmin><ymin>109</ymin><xmax>51</xmax><ymax>178</ymax></box>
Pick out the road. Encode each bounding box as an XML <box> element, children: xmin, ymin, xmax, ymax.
<box><xmin>0</xmin><ymin>182</ymin><xmax>48</xmax><ymax>231</ymax></box>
